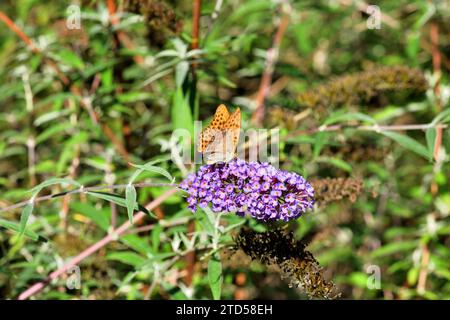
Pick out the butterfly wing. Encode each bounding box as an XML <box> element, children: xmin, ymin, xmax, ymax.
<box><xmin>197</xmin><ymin>104</ymin><xmax>230</xmax><ymax>153</ymax></box>
<box><xmin>222</xmin><ymin>107</ymin><xmax>241</xmax><ymax>154</ymax></box>
<box><xmin>205</xmin><ymin>107</ymin><xmax>241</xmax><ymax>164</ymax></box>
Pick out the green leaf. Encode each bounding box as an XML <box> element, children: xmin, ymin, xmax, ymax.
<box><xmin>107</xmin><ymin>251</ymin><xmax>146</xmax><ymax>267</ymax></box>
<box><xmin>381</xmin><ymin>131</ymin><xmax>430</xmax><ymax>160</ymax></box>
<box><xmin>218</xmin><ymin>76</ymin><xmax>236</xmax><ymax>88</ymax></box>
<box><xmin>34</xmin><ymin>109</ymin><xmax>72</xmax><ymax>126</ymax></box>
<box><xmin>87</xmin><ymin>191</ymin><xmax>155</xmax><ymax>218</ymax></box>
<box><xmin>175</xmin><ymin>61</ymin><xmax>189</xmax><ymax>87</ymax></box>
<box><xmin>425</xmin><ymin>128</ymin><xmax>436</xmax><ymax>160</ymax></box>
<box><xmin>323</xmin><ymin>111</ymin><xmax>376</xmax><ymax>126</ymax></box>
<box><xmin>0</xmin><ymin>218</ymin><xmax>46</xmax><ymax>242</ymax></box>
<box><xmin>371</xmin><ymin>241</ymin><xmax>418</xmax><ymax>258</ymax></box>
<box><xmin>317</xmin><ymin>157</ymin><xmax>353</xmax><ymax>173</ymax></box>
<box><xmin>155</xmin><ymin>49</ymin><xmax>179</xmax><ymax>58</ymax></box>
<box><xmin>121</xmin><ymin>234</ymin><xmax>153</xmax><ymax>255</ymax></box>
<box><xmin>407</xmin><ymin>267</ymin><xmax>420</xmax><ymax>286</ymax></box>
<box><xmin>406</xmin><ymin>32</ymin><xmax>420</xmax><ymax>62</ymax></box>
<box><xmin>53</xmin><ymin>49</ymin><xmax>85</xmax><ymax>69</ymax></box>
<box><xmin>125</xmin><ymin>184</ymin><xmax>137</xmax><ymax>224</ymax></box>
<box><xmin>223</xmin><ymin>219</ymin><xmax>246</xmax><ymax>233</ymax></box>
<box><xmin>313</xmin><ymin>132</ymin><xmax>329</xmax><ymax>159</ymax></box>
<box><xmin>19</xmin><ymin>202</ymin><xmax>34</xmax><ymax>238</ymax></box>
<box><xmin>130</xmin><ymin>162</ymin><xmax>173</xmax><ymax>182</ymax></box>
<box><xmin>117</xmin><ymin>92</ymin><xmax>152</xmax><ymax>103</ymax></box>
<box><xmin>197</xmin><ymin>209</ymin><xmax>215</xmax><ymax>235</ymax></box>
<box><xmin>344</xmin><ymin>272</ymin><xmax>369</xmax><ymax>288</ymax></box>
<box><xmin>431</xmin><ymin>108</ymin><xmax>450</xmax><ymax>125</ymax></box>
<box><xmin>70</xmin><ymin>201</ymin><xmax>109</xmax><ymax>231</ymax></box>
<box><xmin>151</xmin><ymin>224</ymin><xmax>162</xmax><ymax>253</ymax></box>
<box><xmin>36</xmin><ymin>122</ymin><xmax>71</xmax><ymax>144</ymax></box>
<box><xmin>30</xmin><ymin>178</ymin><xmax>81</xmax><ymax>194</ymax></box>
<box><xmin>171</xmin><ymin>87</ymin><xmax>194</xmax><ymax>137</ymax></box>
<box><xmin>285</xmin><ymin>135</ymin><xmax>316</xmax><ymax>144</ymax></box>
<box><xmin>229</xmin><ymin>0</ymin><xmax>273</xmax><ymax>22</ymax></box>
<box><xmin>208</xmin><ymin>253</ymin><xmax>223</xmax><ymax>300</ymax></box>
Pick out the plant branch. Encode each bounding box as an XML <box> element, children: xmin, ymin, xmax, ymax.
<box><xmin>17</xmin><ymin>188</ymin><xmax>178</xmax><ymax>300</ymax></box>
<box><xmin>286</xmin><ymin>123</ymin><xmax>448</xmax><ymax>140</ymax></box>
<box><xmin>191</xmin><ymin>0</ymin><xmax>202</xmax><ymax>51</ymax></box>
<box><xmin>0</xmin><ymin>11</ymin><xmax>38</xmax><ymax>52</ymax></box>
<box><xmin>417</xmin><ymin>243</ymin><xmax>430</xmax><ymax>295</ymax></box>
<box><xmin>251</xmin><ymin>1</ymin><xmax>290</xmax><ymax>127</ymax></box>
<box><xmin>0</xmin><ymin>183</ymin><xmax>179</xmax><ymax>214</ymax></box>
<box><xmin>182</xmin><ymin>0</ymin><xmax>202</xmax><ymax>287</ymax></box>
<box><xmin>429</xmin><ymin>20</ymin><xmax>442</xmax><ymax>163</ymax></box>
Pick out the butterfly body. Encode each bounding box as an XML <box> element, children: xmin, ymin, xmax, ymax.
<box><xmin>198</xmin><ymin>104</ymin><xmax>241</xmax><ymax>164</ymax></box>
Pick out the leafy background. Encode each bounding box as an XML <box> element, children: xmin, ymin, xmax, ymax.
<box><xmin>0</xmin><ymin>0</ymin><xmax>449</xmax><ymax>300</ymax></box>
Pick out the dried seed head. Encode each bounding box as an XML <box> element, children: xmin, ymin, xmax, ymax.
<box><xmin>311</xmin><ymin>177</ymin><xmax>364</xmax><ymax>205</ymax></box>
<box><xmin>298</xmin><ymin>66</ymin><xmax>428</xmax><ymax>111</ymax></box>
<box><xmin>235</xmin><ymin>228</ymin><xmax>339</xmax><ymax>299</ymax></box>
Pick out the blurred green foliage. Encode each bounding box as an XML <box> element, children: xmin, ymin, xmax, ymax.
<box><xmin>0</xmin><ymin>0</ymin><xmax>449</xmax><ymax>300</ymax></box>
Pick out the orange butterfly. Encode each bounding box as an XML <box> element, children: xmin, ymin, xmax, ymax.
<box><xmin>198</xmin><ymin>104</ymin><xmax>241</xmax><ymax>164</ymax></box>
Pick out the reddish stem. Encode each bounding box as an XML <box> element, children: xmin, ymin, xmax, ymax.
<box><xmin>0</xmin><ymin>9</ymin><xmax>130</xmax><ymax>164</ymax></box>
<box><xmin>183</xmin><ymin>0</ymin><xmax>203</xmax><ymax>286</ymax></box>
<box><xmin>106</xmin><ymin>0</ymin><xmax>144</xmax><ymax>65</ymax></box>
<box><xmin>0</xmin><ymin>11</ymin><xmax>38</xmax><ymax>52</ymax></box>
<box><xmin>191</xmin><ymin>0</ymin><xmax>202</xmax><ymax>50</ymax></box>
<box><xmin>430</xmin><ymin>21</ymin><xmax>442</xmax><ymax>162</ymax></box>
<box><xmin>251</xmin><ymin>9</ymin><xmax>290</xmax><ymax>127</ymax></box>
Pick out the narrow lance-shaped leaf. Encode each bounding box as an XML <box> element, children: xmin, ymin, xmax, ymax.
<box><xmin>87</xmin><ymin>191</ymin><xmax>155</xmax><ymax>218</ymax></box>
<box><xmin>171</xmin><ymin>87</ymin><xmax>194</xmax><ymax>137</ymax></box>
<box><xmin>130</xmin><ymin>163</ymin><xmax>173</xmax><ymax>182</ymax></box>
<box><xmin>323</xmin><ymin>111</ymin><xmax>377</xmax><ymax>125</ymax></box>
<box><xmin>317</xmin><ymin>157</ymin><xmax>353</xmax><ymax>173</ymax></box>
<box><xmin>175</xmin><ymin>61</ymin><xmax>189</xmax><ymax>88</ymax></box>
<box><xmin>430</xmin><ymin>106</ymin><xmax>450</xmax><ymax>126</ymax></box>
<box><xmin>425</xmin><ymin>128</ymin><xmax>436</xmax><ymax>160</ymax></box>
<box><xmin>381</xmin><ymin>131</ymin><xmax>430</xmax><ymax>160</ymax></box>
<box><xmin>208</xmin><ymin>253</ymin><xmax>223</xmax><ymax>300</ymax></box>
<box><xmin>313</xmin><ymin>131</ymin><xmax>329</xmax><ymax>159</ymax></box>
<box><xmin>30</xmin><ymin>177</ymin><xmax>81</xmax><ymax>194</ymax></box>
<box><xmin>125</xmin><ymin>184</ymin><xmax>137</xmax><ymax>223</ymax></box>
<box><xmin>19</xmin><ymin>201</ymin><xmax>34</xmax><ymax>238</ymax></box>
<box><xmin>0</xmin><ymin>218</ymin><xmax>47</xmax><ymax>242</ymax></box>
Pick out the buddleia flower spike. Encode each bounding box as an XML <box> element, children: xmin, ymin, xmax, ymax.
<box><xmin>179</xmin><ymin>159</ymin><xmax>315</xmax><ymax>222</ymax></box>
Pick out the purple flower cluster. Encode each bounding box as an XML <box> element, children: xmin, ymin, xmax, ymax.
<box><xmin>179</xmin><ymin>159</ymin><xmax>315</xmax><ymax>222</ymax></box>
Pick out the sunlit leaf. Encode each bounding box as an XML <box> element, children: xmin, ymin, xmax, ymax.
<box><xmin>87</xmin><ymin>191</ymin><xmax>154</xmax><ymax>218</ymax></box>
<box><xmin>175</xmin><ymin>61</ymin><xmax>189</xmax><ymax>87</ymax></box>
<box><xmin>30</xmin><ymin>178</ymin><xmax>81</xmax><ymax>194</ymax></box>
<box><xmin>130</xmin><ymin>162</ymin><xmax>173</xmax><ymax>182</ymax></box>
<box><xmin>171</xmin><ymin>87</ymin><xmax>194</xmax><ymax>137</ymax></box>
<box><xmin>19</xmin><ymin>202</ymin><xmax>34</xmax><ymax>238</ymax></box>
<box><xmin>381</xmin><ymin>131</ymin><xmax>429</xmax><ymax>160</ymax></box>
<box><xmin>208</xmin><ymin>253</ymin><xmax>223</xmax><ymax>300</ymax></box>
<box><xmin>426</xmin><ymin>127</ymin><xmax>436</xmax><ymax>160</ymax></box>
<box><xmin>0</xmin><ymin>218</ymin><xmax>46</xmax><ymax>242</ymax></box>
<box><xmin>107</xmin><ymin>251</ymin><xmax>146</xmax><ymax>267</ymax></box>
<box><xmin>125</xmin><ymin>184</ymin><xmax>137</xmax><ymax>223</ymax></box>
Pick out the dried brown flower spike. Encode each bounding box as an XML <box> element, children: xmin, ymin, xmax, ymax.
<box><xmin>311</xmin><ymin>177</ymin><xmax>364</xmax><ymax>205</ymax></box>
<box><xmin>235</xmin><ymin>228</ymin><xmax>339</xmax><ymax>299</ymax></box>
<box><xmin>123</xmin><ymin>0</ymin><xmax>183</xmax><ymax>47</ymax></box>
<box><xmin>297</xmin><ymin>66</ymin><xmax>428</xmax><ymax>110</ymax></box>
